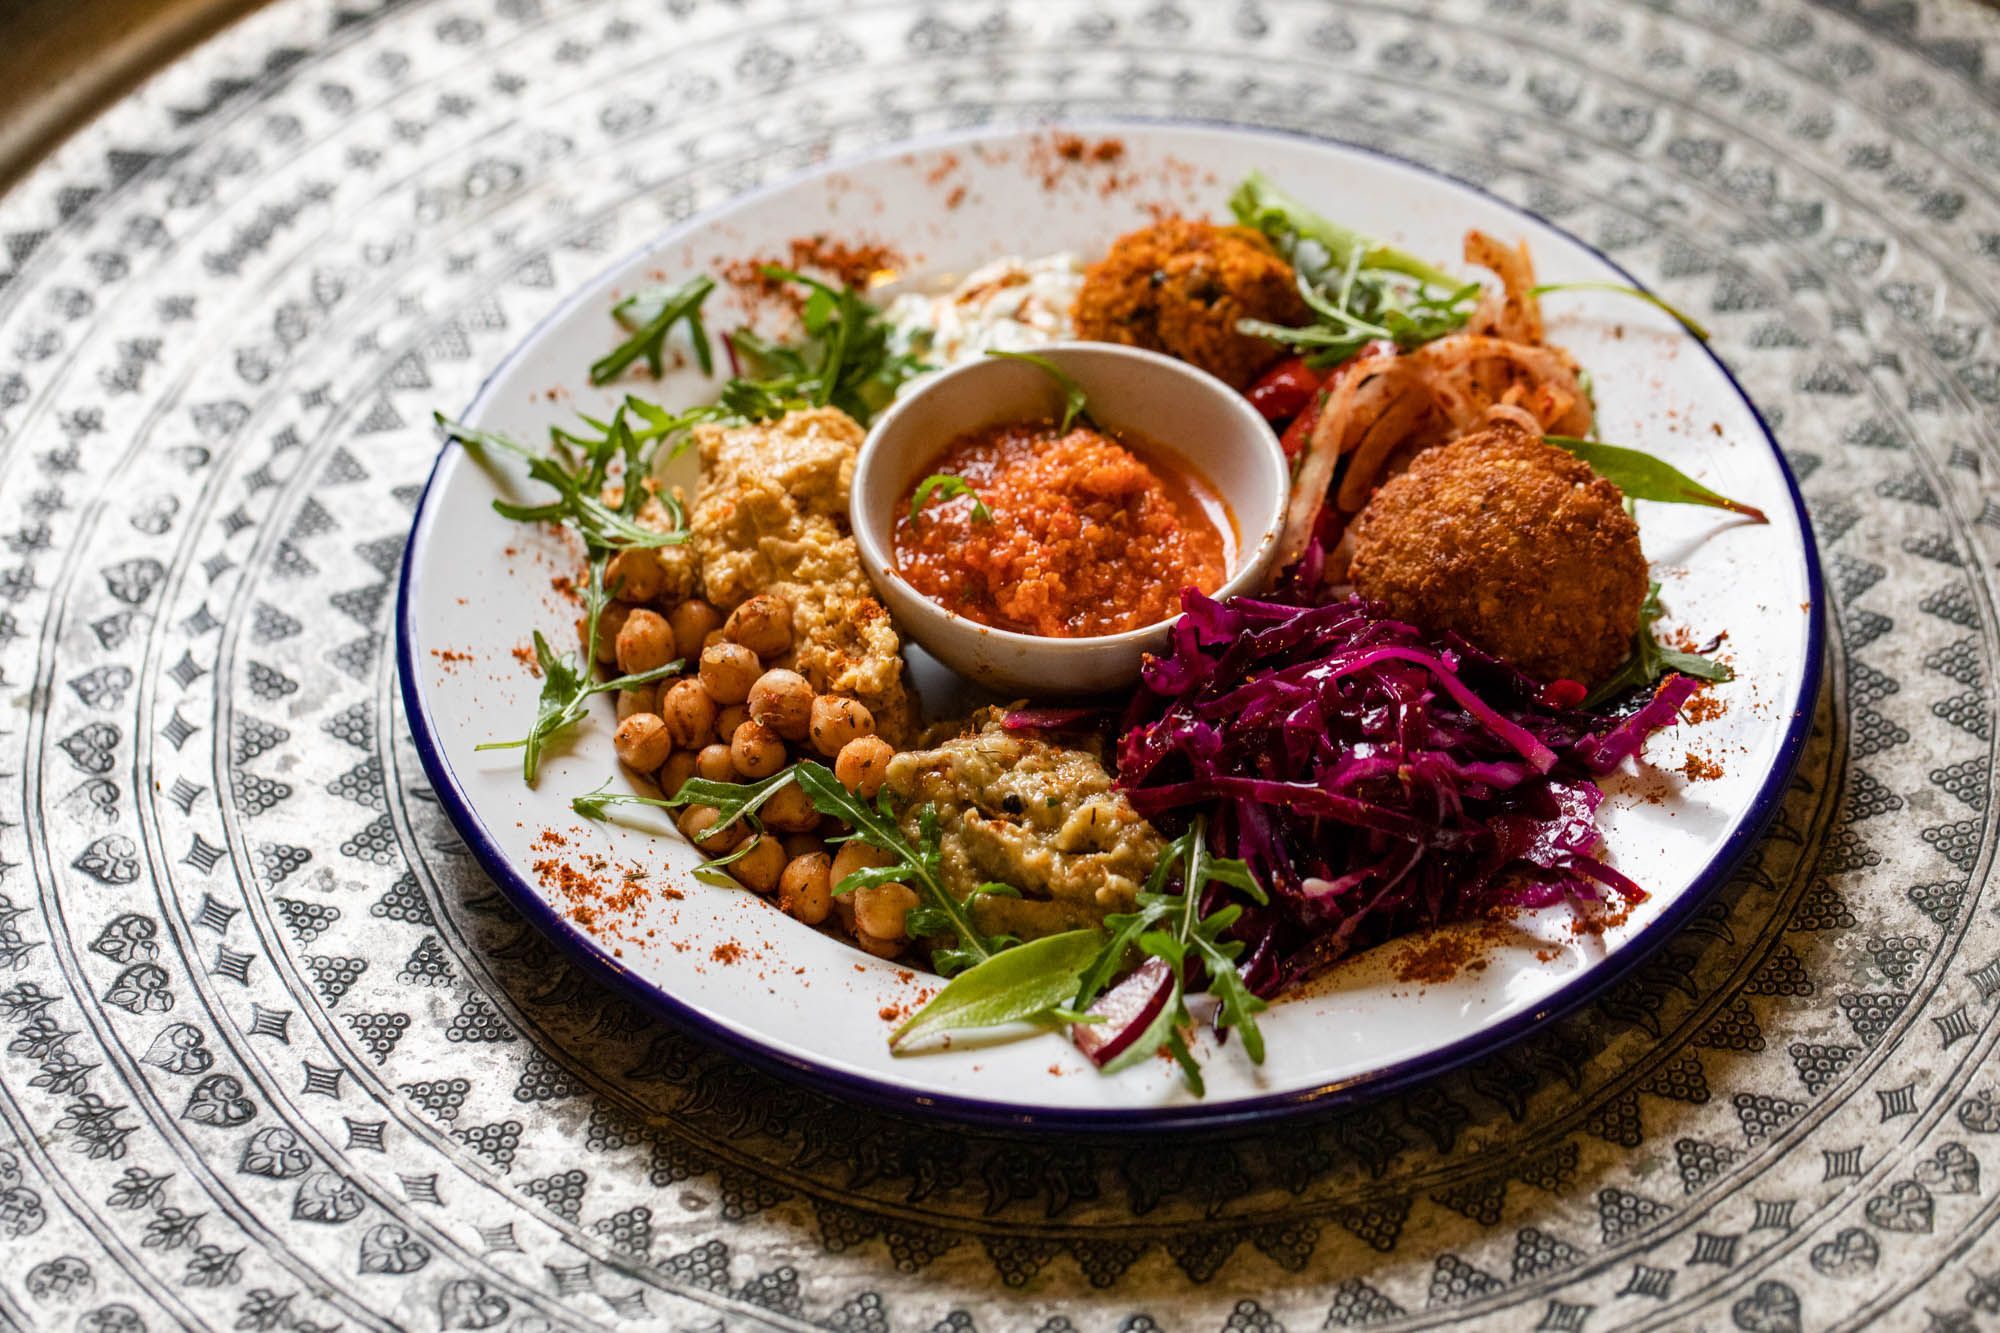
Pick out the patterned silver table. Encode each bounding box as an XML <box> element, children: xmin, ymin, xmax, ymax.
<box><xmin>3</xmin><ymin>1</ymin><xmax>2000</xmax><ymax>1328</ymax></box>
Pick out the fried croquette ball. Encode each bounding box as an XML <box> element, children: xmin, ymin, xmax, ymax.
<box><xmin>1347</xmin><ymin>422</ymin><xmax>1648</xmax><ymax>686</ymax></box>
<box><xmin>1071</xmin><ymin>219</ymin><xmax>1308</xmax><ymax>389</ymax></box>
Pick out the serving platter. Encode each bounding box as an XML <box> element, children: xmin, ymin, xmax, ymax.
<box><xmin>397</xmin><ymin>121</ymin><xmax>1822</xmax><ymax>1129</ymax></box>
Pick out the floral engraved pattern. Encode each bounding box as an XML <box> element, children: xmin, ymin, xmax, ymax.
<box><xmin>0</xmin><ymin>0</ymin><xmax>1997</xmax><ymax>1328</ymax></box>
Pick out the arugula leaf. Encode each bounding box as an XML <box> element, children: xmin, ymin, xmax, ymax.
<box><xmin>727</xmin><ymin>267</ymin><xmax>929</xmax><ymax>425</ymax></box>
<box><xmin>983</xmin><ymin>349</ymin><xmax>1090</xmax><ymax>431</ymax></box>
<box><xmin>573</xmin><ymin>768</ymin><xmax>796</xmax><ymax>829</ymax></box>
<box><xmin>1071</xmin><ymin>815</ymin><xmax>1268</xmax><ymax>1094</ymax></box>
<box><xmin>792</xmin><ymin>762</ymin><xmax>1012</xmax><ymax>977</ymax></box>
<box><xmin>439</xmin><ymin>411</ymin><xmax>691</xmax><ymax>552</ymax></box>
<box><xmin>1530</xmin><ymin>280</ymin><xmax>1710</xmax><ymax>342</ymax></box>
<box><xmin>589</xmin><ymin>269</ymin><xmax>925</xmax><ymax>438</ymax></box>
<box><xmin>590</xmin><ymin>275</ymin><xmax>716</xmax><ymax>385</ymax></box>
<box><xmin>889</xmin><ymin>929</ymin><xmax>1104</xmax><ymax>1050</ymax></box>
<box><xmin>908</xmin><ymin>474</ymin><xmax>992</xmax><ymax>523</ymax></box>
<box><xmin>1584</xmin><ymin>582</ymin><xmax>1733</xmax><ymax>709</ymax></box>
<box><xmin>1546</xmin><ymin>436</ymin><xmax>1768</xmax><ymax>523</ymax></box>
<box><xmin>444</xmin><ymin>405</ymin><xmax>695</xmax><ymax>786</ymax></box>
<box><xmin>1230</xmin><ymin>169</ymin><xmax>1461</xmax><ymax>291</ymax></box>
<box><xmin>573</xmin><ymin>769</ymin><xmax>798</xmax><ymax>882</ymax></box>
<box><xmin>475</xmin><ymin>556</ymin><xmax>682</xmax><ymax>785</ymax></box>
<box><xmin>1230</xmin><ymin>181</ymin><xmax>1480</xmax><ymax>372</ymax></box>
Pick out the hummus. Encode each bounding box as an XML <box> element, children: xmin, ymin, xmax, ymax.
<box><xmin>685</xmin><ymin>408</ymin><xmax>915</xmax><ymax>742</ymax></box>
<box><xmin>883</xmin><ymin>715</ymin><xmax>1162</xmax><ymax>940</ymax></box>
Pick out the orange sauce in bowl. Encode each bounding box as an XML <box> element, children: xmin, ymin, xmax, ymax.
<box><xmin>892</xmin><ymin>419</ymin><xmax>1232</xmax><ymax>638</ymax></box>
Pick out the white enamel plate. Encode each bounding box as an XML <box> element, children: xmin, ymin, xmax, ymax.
<box><xmin>398</xmin><ymin>123</ymin><xmax>1822</xmax><ymax>1129</ymax></box>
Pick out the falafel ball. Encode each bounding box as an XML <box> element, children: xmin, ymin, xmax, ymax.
<box><xmin>1071</xmin><ymin>219</ymin><xmax>1309</xmax><ymax>389</ymax></box>
<box><xmin>1347</xmin><ymin>421</ymin><xmax>1648</xmax><ymax>686</ymax></box>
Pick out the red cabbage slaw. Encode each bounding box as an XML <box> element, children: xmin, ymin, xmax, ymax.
<box><xmin>1115</xmin><ymin>590</ymin><xmax>1700</xmax><ymax>997</ymax></box>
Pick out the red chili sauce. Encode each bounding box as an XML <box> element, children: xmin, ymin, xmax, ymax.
<box><xmin>892</xmin><ymin>419</ymin><xmax>1232</xmax><ymax>637</ymax></box>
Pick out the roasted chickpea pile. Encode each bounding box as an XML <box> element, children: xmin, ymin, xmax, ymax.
<box><xmin>591</xmin><ymin>565</ymin><xmax>913</xmax><ymax>956</ymax></box>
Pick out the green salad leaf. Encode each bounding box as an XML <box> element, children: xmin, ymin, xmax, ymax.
<box><xmin>1230</xmin><ymin>169</ymin><xmax>1460</xmax><ymax>290</ymax></box>
<box><xmin>1229</xmin><ymin>171</ymin><xmax>1479</xmax><ymax>370</ymax></box>
<box><xmin>438</xmin><ymin>410</ymin><xmax>690</xmax><ymax>552</ymax></box>
<box><xmin>1585</xmin><ymin>581</ymin><xmax>1734</xmax><ymax>709</ymax></box>
<box><xmin>1546</xmin><ymin>436</ymin><xmax>1768</xmax><ymax>523</ymax></box>
<box><xmin>790</xmin><ymin>762</ymin><xmax>1014</xmax><ymax>977</ymax></box>
<box><xmin>1071</xmin><ymin>815</ymin><xmax>1269</xmax><ymax>1096</ymax></box>
<box><xmin>711</xmin><ymin>267</ymin><xmax>929</xmax><ymax>426</ymax></box>
<box><xmin>573</xmin><ymin>768</ymin><xmax>796</xmax><ymax>829</ymax></box>
<box><xmin>474</xmin><ymin>558</ymin><xmax>682</xmax><ymax>785</ymax></box>
<box><xmin>591</xmin><ymin>274</ymin><xmax>717</xmax><ymax>385</ymax></box>
<box><xmin>1530</xmin><ymin>280</ymin><xmax>1710</xmax><ymax>342</ymax></box>
<box><xmin>572</xmin><ymin>768</ymin><xmax>800</xmax><ymax>881</ymax></box>
<box><xmin>908</xmin><ymin>474</ymin><xmax>992</xmax><ymax>523</ymax></box>
<box><xmin>889</xmin><ymin>929</ymin><xmax>1105</xmax><ymax>1050</ymax></box>
<box><xmin>983</xmin><ymin>349</ymin><xmax>1091</xmax><ymax>431</ymax></box>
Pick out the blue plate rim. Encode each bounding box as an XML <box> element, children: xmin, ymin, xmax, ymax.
<box><xmin>395</xmin><ymin>114</ymin><xmax>1826</xmax><ymax>1133</ymax></box>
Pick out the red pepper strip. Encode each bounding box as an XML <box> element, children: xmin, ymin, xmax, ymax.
<box><xmin>1280</xmin><ymin>390</ymin><xmax>1325</xmax><ymax>459</ymax></box>
<box><xmin>1540</xmin><ymin>678</ymin><xmax>1588</xmax><ymax>710</ymax></box>
<box><xmin>1246</xmin><ymin>356</ymin><xmax>1325</xmax><ymax>421</ymax></box>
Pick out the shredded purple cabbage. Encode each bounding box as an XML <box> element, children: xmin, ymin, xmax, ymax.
<box><xmin>1117</xmin><ymin>589</ymin><xmax>1698</xmax><ymax>997</ymax></box>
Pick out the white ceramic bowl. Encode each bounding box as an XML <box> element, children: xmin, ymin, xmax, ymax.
<box><xmin>851</xmin><ymin>342</ymin><xmax>1289</xmax><ymax>695</ymax></box>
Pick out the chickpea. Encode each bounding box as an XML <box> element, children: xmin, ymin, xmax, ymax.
<box><xmin>660</xmin><ymin>677</ymin><xmax>717</xmax><ymax>749</ymax></box>
<box><xmin>760</xmin><ymin>781</ymin><xmax>818</xmax><ymax>833</ymax></box>
<box><xmin>852</xmin><ymin>883</ymin><xmax>919</xmax><ymax>942</ymax></box>
<box><xmin>677</xmin><ymin>805</ymin><xmax>741</xmax><ymax>854</ymax></box>
<box><xmin>715</xmin><ymin>704</ymin><xmax>751</xmax><ymax>739</ymax></box>
<box><xmin>613</xmin><ymin>712</ymin><xmax>673</xmax><ymax>772</ymax></box>
<box><xmin>668</xmin><ymin>598</ymin><xmax>723</xmax><ymax>662</ymax></box>
<box><xmin>615</xmin><ymin>608</ymin><xmax>675</xmax><ymax>675</ymax></box>
<box><xmin>778</xmin><ymin>852</ymin><xmax>833</xmax><ymax>925</ymax></box>
<box><xmin>698</xmin><ymin>642</ymin><xmax>761</xmax><ymax>705</ymax></box>
<box><xmin>835</xmin><ymin>735</ymin><xmax>895</xmax><ymax>798</ymax></box>
<box><xmin>730</xmin><ymin>720</ymin><xmax>787</xmax><ymax>779</ymax></box>
<box><xmin>724</xmin><ymin>593</ymin><xmax>794</xmax><ymax>658</ymax></box>
<box><xmin>781</xmin><ymin>832</ymin><xmax>827</xmax><ymax>862</ymax></box>
<box><xmin>830</xmin><ymin>840</ymin><xmax>892</xmax><ymax>893</ymax></box>
<box><xmin>604</xmin><ymin>548</ymin><xmax>664</xmax><ymax>604</ymax></box>
<box><xmin>588</xmin><ymin>602</ymin><xmax>634</xmax><ymax>665</ymax></box>
<box><xmin>615</xmin><ymin>683</ymin><xmax>657</xmax><ymax>721</ymax></box>
<box><xmin>855</xmin><ymin>932</ymin><xmax>906</xmax><ymax>959</ymax></box>
<box><xmin>657</xmin><ymin>749</ymin><xmax>698</xmax><ymax>799</ymax></box>
<box><xmin>729</xmin><ymin>835</ymin><xmax>785</xmax><ymax>895</ymax></box>
<box><xmin>695</xmin><ymin>743</ymin><xmax>735</xmax><ymax>783</ymax></box>
<box><xmin>809</xmin><ymin>695</ymin><xmax>875</xmax><ymax>758</ymax></box>
<box><xmin>748</xmin><ymin>668</ymin><xmax>813</xmax><ymax>741</ymax></box>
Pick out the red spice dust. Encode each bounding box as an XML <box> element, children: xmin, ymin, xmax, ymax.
<box><xmin>1683</xmin><ymin>691</ymin><xmax>1727</xmax><ymax>724</ymax></box>
<box><xmin>1681</xmin><ymin>753</ymin><xmax>1724</xmax><ymax>782</ymax></box>
<box><xmin>511</xmin><ymin>642</ymin><xmax>543</xmax><ymax>676</ymax></box>
<box><xmin>1026</xmin><ymin>133</ymin><xmax>1130</xmax><ymax>191</ymax></box>
<box><xmin>530</xmin><ymin>829</ymin><xmax>654</xmax><ymax>941</ymax></box>
<box><xmin>1568</xmin><ymin>897</ymin><xmax>1635</xmax><ymax>939</ymax></box>
<box><xmin>721</xmin><ymin>235</ymin><xmax>905</xmax><ymax>312</ymax></box>
<box><xmin>1392</xmin><ymin>924</ymin><xmax>1497</xmax><ymax>985</ymax></box>
<box><xmin>711</xmin><ymin>942</ymin><xmax>744</xmax><ymax>965</ymax></box>
<box><xmin>431</xmin><ymin>648</ymin><xmax>472</xmax><ymax>665</ymax></box>
<box><xmin>1661</xmin><ymin>624</ymin><xmax>1725</xmax><ymax>654</ymax></box>
<box><xmin>1053</xmin><ymin>133</ymin><xmax>1125</xmax><ymax>164</ymax></box>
